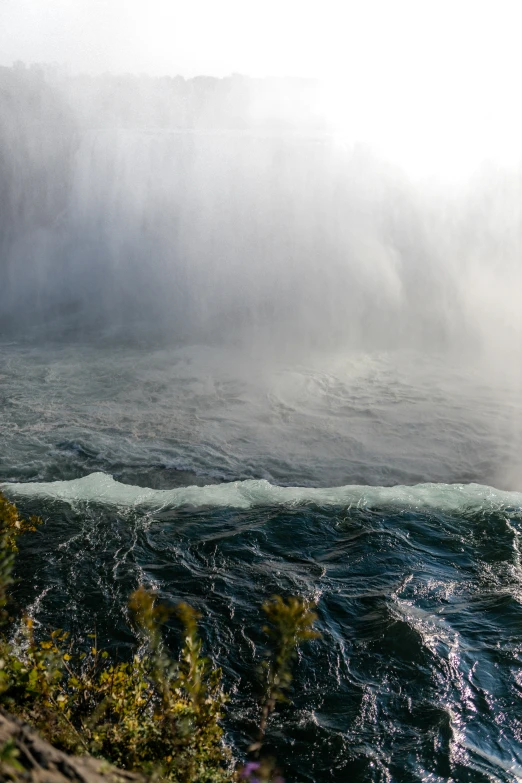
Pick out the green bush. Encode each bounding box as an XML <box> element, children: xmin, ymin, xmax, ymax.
<box><xmin>0</xmin><ymin>493</ymin><xmax>40</xmax><ymax>621</ymax></box>
<box><xmin>0</xmin><ymin>492</ymin><xmax>320</xmax><ymax>782</ymax></box>
<box><xmin>0</xmin><ymin>598</ymin><xmax>231</xmax><ymax>782</ymax></box>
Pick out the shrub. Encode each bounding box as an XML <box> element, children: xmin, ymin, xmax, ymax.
<box><xmin>0</xmin><ymin>591</ymin><xmax>232</xmax><ymax>782</ymax></box>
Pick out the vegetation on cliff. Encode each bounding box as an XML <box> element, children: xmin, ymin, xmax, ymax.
<box><xmin>0</xmin><ymin>491</ymin><xmax>319</xmax><ymax>782</ymax></box>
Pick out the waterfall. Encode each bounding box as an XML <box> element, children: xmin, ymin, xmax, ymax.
<box><xmin>1</xmin><ymin>70</ymin><xmax>522</xmax><ymax>364</ymax></box>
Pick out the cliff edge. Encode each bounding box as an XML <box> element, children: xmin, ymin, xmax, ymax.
<box><xmin>0</xmin><ymin>709</ymin><xmax>147</xmax><ymax>783</ymax></box>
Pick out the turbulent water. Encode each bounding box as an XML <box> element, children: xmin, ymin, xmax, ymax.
<box><xmin>2</xmin><ymin>339</ymin><xmax>522</xmax><ymax>782</ymax></box>
<box><xmin>3</xmin><ymin>71</ymin><xmax>522</xmax><ymax>781</ymax></box>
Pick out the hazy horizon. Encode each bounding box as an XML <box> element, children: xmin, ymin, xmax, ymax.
<box><xmin>3</xmin><ymin>0</ymin><xmax>522</xmax><ymax>179</ymax></box>
<box><xmin>0</xmin><ymin>0</ymin><xmax>519</xmax><ymax>79</ymax></box>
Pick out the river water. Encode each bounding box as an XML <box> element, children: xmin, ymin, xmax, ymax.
<box><xmin>2</xmin><ymin>338</ymin><xmax>522</xmax><ymax>781</ymax></box>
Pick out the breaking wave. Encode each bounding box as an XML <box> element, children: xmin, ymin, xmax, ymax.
<box><xmin>3</xmin><ymin>471</ymin><xmax>522</xmax><ymax>513</ymax></box>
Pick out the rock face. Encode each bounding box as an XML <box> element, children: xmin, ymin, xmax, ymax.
<box><xmin>0</xmin><ymin>709</ymin><xmax>147</xmax><ymax>783</ymax></box>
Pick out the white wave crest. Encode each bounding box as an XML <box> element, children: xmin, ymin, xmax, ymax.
<box><xmin>2</xmin><ymin>472</ymin><xmax>522</xmax><ymax>513</ymax></box>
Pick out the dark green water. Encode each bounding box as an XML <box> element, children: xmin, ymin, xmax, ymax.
<box><xmin>2</xmin><ymin>98</ymin><xmax>522</xmax><ymax>782</ymax></box>
<box><xmin>7</xmin><ymin>489</ymin><xmax>522</xmax><ymax>782</ymax></box>
<box><xmin>2</xmin><ymin>341</ymin><xmax>522</xmax><ymax>781</ymax></box>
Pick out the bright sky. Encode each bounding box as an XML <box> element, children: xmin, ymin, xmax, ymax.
<box><xmin>2</xmin><ymin>0</ymin><xmax>522</xmax><ymax>179</ymax></box>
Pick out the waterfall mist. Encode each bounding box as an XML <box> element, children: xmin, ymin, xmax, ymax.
<box><xmin>2</xmin><ymin>64</ymin><xmax>522</xmax><ymax>489</ymax></box>
<box><xmin>1</xmin><ymin>65</ymin><xmax>521</xmax><ymax>359</ymax></box>
<box><xmin>5</xmin><ymin>10</ymin><xmax>522</xmax><ymax>783</ymax></box>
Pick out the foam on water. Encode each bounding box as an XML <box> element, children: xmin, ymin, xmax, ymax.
<box><xmin>3</xmin><ymin>472</ymin><xmax>522</xmax><ymax>513</ymax></box>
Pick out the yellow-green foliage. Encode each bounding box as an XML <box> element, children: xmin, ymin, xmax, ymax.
<box><xmin>0</xmin><ymin>492</ymin><xmax>41</xmax><ymax>622</ymax></box>
<box><xmin>0</xmin><ymin>493</ymin><xmax>321</xmax><ymax>783</ymax></box>
<box><xmin>0</xmin><ymin>593</ymin><xmax>232</xmax><ymax>783</ymax></box>
<box><xmin>250</xmin><ymin>596</ymin><xmax>321</xmax><ymax>756</ymax></box>
<box><xmin>0</xmin><ymin>492</ymin><xmax>41</xmax><ymax>553</ymax></box>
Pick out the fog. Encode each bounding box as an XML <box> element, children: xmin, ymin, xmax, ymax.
<box><xmin>1</xmin><ymin>3</ymin><xmax>522</xmax><ymax>492</ymax></box>
<box><xmin>4</xmin><ymin>17</ymin><xmax>522</xmax><ymax>783</ymax></box>
<box><xmin>0</xmin><ymin>62</ymin><xmax>521</xmax><ymax>363</ymax></box>
<box><xmin>2</xmin><ymin>1</ymin><xmax>522</xmax><ymax>359</ymax></box>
